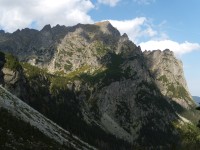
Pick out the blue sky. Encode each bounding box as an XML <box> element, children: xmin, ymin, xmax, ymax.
<box><xmin>0</xmin><ymin>0</ymin><xmax>199</xmax><ymax>96</ymax></box>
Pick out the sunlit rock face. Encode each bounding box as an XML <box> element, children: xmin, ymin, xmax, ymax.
<box><xmin>144</xmin><ymin>49</ymin><xmax>195</xmax><ymax>109</ymax></box>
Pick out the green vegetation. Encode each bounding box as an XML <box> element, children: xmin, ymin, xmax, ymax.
<box><xmin>65</xmin><ymin>65</ymin><xmax>90</xmax><ymax>78</ymax></box>
<box><xmin>66</xmin><ymin>51</ymin><xmax>73</xmax><ymax>57</ymax></box>
<box><xmin>20</xmin><ymin>50</ymin><xmax>130</xmax><ymax>96</ymax></box>
<box><xmin>63</xmin><ymin>60</ymin><xmax>73</xmax><ymax>71</ymax></box>
<box><xmin>59</xmin><ymin>49</ymin><xmax>66</xmax><ymax>55</ymax></box>
<box><xmin>21</xmin><ymin>62</ymin><xmax>48</xmax><ymax>79</ymax></box>
<box><xmin>21</xmin><ymin>62</ymin><xmax>67</xmax><ymax>95</ymax></box>
<box><xmin>50</xmin><ymin>76</ymin><xmax>70</xmax><ymax>95</ymax></box>
<box><xmin>176</xmin><ymin>86</ymin><xmax>190</xmax><ymax>99</ymax></box>
<box><xmin>158</xmin><ymin>75</ymin><xmax>168</xmax><ymax>83</ymax></box>
<box><xmin>54</xmin><ymin>70</ymin><xmax>65</xmax><ymax>76</ymax></box>
<box><xmin>168</xmin><ymin>84</ymin><xmax>176</xmax><ymax>94</ymax></box>
<box><xmin>0</xmin><ymin>51</ymin><xmax>5</xmax><ymax>61</ymax></box>
<box><xmin>64</xmin><ymin>64</ymin><xmax>72</xmax><ymax>71</ymax></box>
<box><xmin>22</xmin><ymin>63</ymin><xmax>88</xmax><ymax>94</ymax></box>
<box><xmin>95</xmin><ymin>41</ymin><xmax>110</xmax><ymax>56</ymax></box>
<box><xmin>4</xmin><ymin>53</ymin><xmax>21</xmax><ymax>71</ymax></box>
<box><xmin>77</xmin><ymin>48</ymin><xmax>84</xmax><ymax>52</ymax></box>
<box><xmin>174</xmin><ymin>122</ymin><xmax>200</xmax><ymax>149</ymax></box>
<box><xmin>167</xmin><ymin>84</ymin><xmax>190</xmax><ymax>99</ymax></box>
<box><xmin>55</xmin><ymin>62</ymin><xmax>61</xmax><ymax>68</ymax></box>
<box><xmin>78</xmin><ymin>53</ymin><xmax>125</xmax><ymax>86</ymax></box>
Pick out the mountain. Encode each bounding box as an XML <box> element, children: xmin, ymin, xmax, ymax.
<box><xmin>193</xmin><ymin>96</ymin><xmax>200</xmax><ymax>105</ymax></box>
<box><xmin>0</xmin><ymin>21</ymin><xmax>200</xmax><ymax>149</ymax></box>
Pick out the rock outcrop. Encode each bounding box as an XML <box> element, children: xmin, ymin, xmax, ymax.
<box><xmin>0</xmin><ymin>53</ymin><xmax>29</xmax><ymax>101</ymax></box>
<box><xmin>144</xmin><ymin>49</ymin><xmax>195</xmax><ymax>109</ymax></box>
<box><xmin>2</xmin><ymin>67</ymin><xmax>27</xmax><ymax>100</ymax></box>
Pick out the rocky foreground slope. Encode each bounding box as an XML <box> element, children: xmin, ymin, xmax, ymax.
<box><xmin>0</xmin><ymin>86</ymin><xmax>97</xmax><ymax>150</ymax></box>
<box><xmin>0</xmin><ymin>21</ymin><xmax>200</xmax><ymax>149</ymax></box>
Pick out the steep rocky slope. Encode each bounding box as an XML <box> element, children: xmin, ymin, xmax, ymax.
<box><xmin>0</xmin><ymin>86</ymin><xmax>96</xmax><ymax>150</ymax></box>
<box><xmin>144</xmin><ymin>49</ymin><xmax>195</xmax><ymax>109</ymax></box>
<box><xmin>0</xmin><ymin>107</ymin><xmax>66</xmax><ymax>150</ymax></box>
<box><xmin>0</xmin><ymin>22</ymin><xmax>199</xmax><ymax>149</ymax></box>
<box><xmin>144</xmin><ymin>50</ymin><xmax>199</xmax><ymax>123</ymax></box>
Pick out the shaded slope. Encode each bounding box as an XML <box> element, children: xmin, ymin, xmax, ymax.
<box><xmin>0</xmin><ymin>86</ymin><xmax>96</xmax><ymax>150</ymax></box>
<box><xmin>0</xmin><ymin>108</ymin><xmax>67</xmax><ymax>150</ymax></box>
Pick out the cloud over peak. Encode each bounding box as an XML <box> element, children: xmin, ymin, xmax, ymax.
<box><xmin>139</xmin><ymin>40</ymin><xmax>200</xmax><ymax>56</ymax></box>
<box><xmin>108</xmin><ymin>17</ymin><xmax>158</xmax><ymax>43</ymax></box>
<box><xmin>0</xmin><ymin>0</ymin><xmax>94</xmax><ymax>32</ymax></box>
<box><xmin>107</xmin><ymin>18</ymin><xmax>200</xmax><ymax>56</ymax></box>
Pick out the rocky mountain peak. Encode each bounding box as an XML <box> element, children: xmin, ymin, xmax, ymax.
<box><xmin>0</xmin><ymin>30</ymin><xmax>5</xmax><ymax>34</ymax></box>
<box><xmin>144</xmin><ymin>49</ymin><xmax>195</xmax><ymax>109</ymax></box>
<box><xmin>163</xmin><ymin>48</ymin><xmax>174</xmax><ymax>54</ymax></box>
<box><xmin>122</xmin><ymin>33</ymin><xmax>128</xmax><ymax>38</ymax></box>
<box><xmin>119</xmin><ymin>33</ymin><xmax>129</xmax><ymax>42</ymax></box>
<box><xmin>144</xmin><ymin>49</ymin><xmax>174</xmax><ymax>57</ymax></box>
<box><xmin>95</xmin><ymin>21</ymin><xmax>120</xmax><ymax>36</ymax></box>
<box><xmin>41</xmin><ymin>24</ymin><xmax>52</xmax><ymax>32</ymax></box>
<box><xmin>95</xmin><ymin>20</ymin><xmax>110</xmax><ymax>25</ymax></box>
<box><xmin>13</xmin><ymin>29</ymin><xmax>21</xmax><ymax>35</ymax></box>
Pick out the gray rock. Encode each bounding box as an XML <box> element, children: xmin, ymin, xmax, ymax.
<box><xmin>144</xmin><ymin>49</ymin><xmax>195</xmax><ymax>109</ymax></box>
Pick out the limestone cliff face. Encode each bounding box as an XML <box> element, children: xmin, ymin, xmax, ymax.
<box><xmin>50</xmin><ymin>21</ymin><xmax>123</xmax><ymax>73</ymax></box>
<box><xmin>2</xmin><ymin>67</ymin><xmax>28</xmax><ymax>100</ymax></box>
<box><xmin>143</xmin><ymin>49</ymin><xmax>195</xmax><ymax>109</ymax></box>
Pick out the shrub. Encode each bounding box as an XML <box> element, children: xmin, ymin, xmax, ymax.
<box><xmin>4</xmin><ymin>53</ymin><xmax>21</xmax><ymax>71</ymax></box>
<box><xmin>21</xmin><ymin>63</ymin><xmax>47</xmax><ymax>79</ymax></box>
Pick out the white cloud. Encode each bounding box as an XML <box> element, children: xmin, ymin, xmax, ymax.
<box><xmin>134</xmin><ymin>0</ymin><xmax>156</xmax><ymax>5</ymax></box>
<box><xmin>108</xmin><ymin>18</ymin><xmax>200</xmax><ymax>56</ymax></box>
<box><xmin>98</xmin><ymin>0</ymin><xmax>120</xmax><ymax>7</ymax></box>
<box><xmin>108</xmin><ymin>17</ymin><xmax>157</xmax><ymax>43</ymax></box>
<box><xmin>139</xmin><ymin>40</ymin><xmax>200</xmax><ymax>56</ymax></box>
<box><xmin>0</xmin><ymin>0</ymin><xmax>94</xmax><ymax>32</ymax></box>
